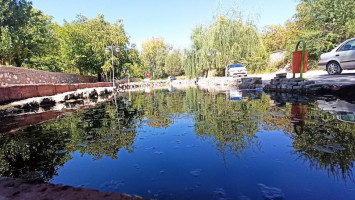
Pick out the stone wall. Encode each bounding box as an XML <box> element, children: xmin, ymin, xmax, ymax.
<box><xmin>0</xmin><ymin>82</ymin><xmax>112</xmax><ymax>104</ymax></box>
<box><xmin>0</xmin><ymin>66</ymin><xmax>97</xmax><ymax>86</ymax></box>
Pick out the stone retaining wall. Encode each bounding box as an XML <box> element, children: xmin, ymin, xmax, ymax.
<box><xmin>263</xmin><ymin>73</ymin><xmax>322</xmax><ymax>94</ymax></box>
<box><xmin>0</xmin><ymin>82</ymin><xmax>112</xmax><ymax>104</ymax></box>
<box><xmin>264</xmin><ymin>73</ymin><xmax>355</xmax><ymax>102</ymax></box>
<box><xmin>0</xmin><ymin>66</ymin><xmax>97</xmax><ymax>86</ymax></box>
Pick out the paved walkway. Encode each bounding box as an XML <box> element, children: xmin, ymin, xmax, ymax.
<box><xmin>250</xmin><ymin>70</ymin><xmax>355</xmax><ymax>86</ymax></box>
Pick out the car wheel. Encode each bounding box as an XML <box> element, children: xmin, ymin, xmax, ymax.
<box><xmin>326</xmin><ymin>62</ymin><xmax>342</xmax><ymax>75</ymax></box>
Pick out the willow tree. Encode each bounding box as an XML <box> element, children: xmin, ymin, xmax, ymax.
<box><xmin>187</xmin><ymin>14</ymin><xmax>268</xmax><ymax>77</ymax></box>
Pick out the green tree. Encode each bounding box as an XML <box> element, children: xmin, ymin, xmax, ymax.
<box><xmin>55</xmin><ymin>14</ymin><xmax>129</xmax><ymax>77</ymax></box>
<box><xmin>293</xmin><ymin>0</ymin><xmax>355</xmax><ymax>62</ymax></box>
<box><xmin>120</xmin><ymin>44</ymin><xmax>145</xmax><ymax>79</ymax></box>
<box><xmin>141</xmin><ymin>38</ymin><xmax>169</xmax><ymax>79</ymax></box>
<box><xmin>186</xmin><ymin>14</ymin><xmax>268</xmax><ymax>77</ymax></box>
<box><xmin>0</xmin><ymin>0</ymin><xmax>55</xmax><ymax>66</ymax></box>
<box><xmin>165</xmin><ymin>49</ymin><xmax>183</xmax><ymax>76</ymax></box>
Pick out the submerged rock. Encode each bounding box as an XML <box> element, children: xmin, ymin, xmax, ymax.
<box><xmin>258</xmin><ymin>183</ymin><xmax>285</xmax><ymax>200</ymax></box>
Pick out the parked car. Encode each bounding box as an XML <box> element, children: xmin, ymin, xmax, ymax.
<box><xmin>227</xmin><ymin>63</ymin><xmax>247</xmax><ymax>77</ymax></box>
<box><xmin>167</xmin><ymin>76</ymin><xmax>176</xmax><ymax>81</ymax></box>
<box><xmin>317</xmin><ymin>99</ymin><xmax>355</xmax><ymax>123</ymax></box>
<box><xmin>318</xmin><ymin>37</ymin><xmax>355</xmax><ymax>75</ymax></box>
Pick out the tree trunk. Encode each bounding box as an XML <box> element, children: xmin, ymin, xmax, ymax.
<box><xmin>98</xmin><ymin>72</ymin><xmax>102</xmax><ymax>82</ymax></box>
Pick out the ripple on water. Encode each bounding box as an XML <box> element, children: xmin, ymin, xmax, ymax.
<box><xmin>258</xmin><ymin>183</ymin><xmax>284</xmax><ymax>200</ymax></box>
<box><xmin>100</xmin><ymin>180</ymin><xmax>125</xmax><ymax>191</ymax></box>
<box><xmin>213</xmin><ymin>188</ymin><xmax>229</xmax><ymax>200</ymax></box>
<box><xmin>190</xmin><ymin>169</ymin><xmax>202</xmax><ymax>177</ymax></box>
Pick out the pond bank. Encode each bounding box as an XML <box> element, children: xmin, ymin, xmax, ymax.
<box><xmin>0</xmin><ymin>177</ymin><xmax>147</xmax><ymax>200</ymax></box>
<box><xmin>263</xmin><ymin>73</ymin><xmax>355</xmax><ymax>102</ymax></box>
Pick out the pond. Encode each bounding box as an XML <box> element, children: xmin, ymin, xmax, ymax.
<box><xmin>0</xmin><ymin>88</ymin><xmax>355</xmax><ymax>200</ymax></box>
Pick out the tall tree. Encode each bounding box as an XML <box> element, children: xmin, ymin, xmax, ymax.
<box><xmin>55</xmin><ymin>14</ymin><xmax>130</xmax><ymax>77</ymax></box>
<box><xmin>165</xmin><ymin>49</ymin><xmax>183</xmax><ymax>76</ymax></box>
<box><xmin>293</xmin><ymin>0</ymin><xmax>355</xmax><ymax>61</ymax></box>
<box><xmin>0</xmin><ymin>0</ymin><xmax>51</xmax><ymax>66</ymax></box>
<box><xmin>186</xmin><ymin>13</ymin><xmax>268</xmax><ymax>78</ymax></box>
<box><xmin>140</xmin><ymin>38</ymin><xmax>169</xmax><ymax>79</ymax></box>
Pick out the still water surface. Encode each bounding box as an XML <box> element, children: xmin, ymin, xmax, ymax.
<box><xmin>1</xmin><ymin>88</ymin><xmax>355</xmax><ymax>199</ymax></box>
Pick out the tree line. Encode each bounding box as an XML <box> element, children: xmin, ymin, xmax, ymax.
<box><xmin>1</xmin><ymin>0</ymin><xmax>354</xmax><ymax>79</ymax></box>
<box><xmin>263</xmin><ymin>0</ymin><xmax>355</xmax><ymax>69</ymax></box>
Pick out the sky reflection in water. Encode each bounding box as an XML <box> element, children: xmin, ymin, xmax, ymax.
<box><xmin>1</xmin><ymin>88</ymin><xmax>355</xmax><ymax>200</ymax></box>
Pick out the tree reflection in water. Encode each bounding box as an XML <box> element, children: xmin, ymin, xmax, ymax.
<box><xmin>287</xmin><ymin>103</ymin><xmax>355</xmax><ymax>180</ymax></box>
<box><xmin>1</xmin><ymin>89</ymin><xmax>355</xmax><ymax>183</ymax></box>
<box><xmin>0</xmin><ymin>96</ymin><xmax>143</xmax><ymax>182</ymax></box>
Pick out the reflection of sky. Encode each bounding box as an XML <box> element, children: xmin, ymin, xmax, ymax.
<box><xmin>50</xmin><ymin>115</ymin><xmax>355</xmax><ymax>200</ymax></box>
<box><xmin>318</xmin><ymin>99</ymin><xmax>355</xmax><ymax>123</ymax></box>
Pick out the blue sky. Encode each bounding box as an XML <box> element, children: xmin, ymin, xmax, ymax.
<box><xmin>31</xmin><ymin>0</ymin><xmax>298</xmax><ymax>50</ymax></box>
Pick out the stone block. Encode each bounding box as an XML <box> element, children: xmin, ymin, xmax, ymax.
<box><xmin>37</xmin><ymin>85</ymin><xmax>55</xmax><ymax>97</ymax></box>
<box><xmin>252</xmin><ymin>77</ymin><xmax>262</xmax><ymax>85</ymax></box>
<box><xmin>0</xmin><ymin>87</ymin><xmax>10</xmax><ymax>103</ymax></box>
<box><xmin>6</xmin><ymin>86</ymin><xmax>22</xmax><ymax>101</ymax></box>
<box><xmin>20</xmin><ymin>85</ymin><xmax>38</xmax><ymax>99</ymax></box>
<box><xmin>280</xmin><ymin>78</ymin><xmax>289</xmax><ymax>83</ymax></box>
<box><xmin>305</xmin><ymin>81</ymin><xmax>315</xmax><ymax>85</ymax></box>
<box><xmin>87</xmin><ymin>83</ymin><xmax>98</xmax><ymax>88</ymax></box>
<box><xmin>297</xmin><ymin>81</ymin><xmax>306</xmax><ymax>86</ymax></box>
<box><xmin>78</xmin><ymin>83</ymin><xmax>88</xmax><ymax>89</ymax></box>
<box><xmin>286</xmin><ymin>85</ymin><xmax>293</xmax><ymax>92</ymax></box>
<box><xmin>241</xmin><ymin>78</ymin><xmax>253</xmax><ymax>85</ymax></box>
<box><xmin>68</xmin><ymin>84</ymin><xmax>79</xmax><ymax>91</ymax></box>
<box><xmin>55</xmin><ymin>84</ymin><xmax>69</xmax><ymax>94</ymax></box>
<box><xmin>289</xmin><ymin>78</ymin><xmax>303</xmax><ymax>83</ymax></box>
<box><xmin>276</xmin><ymin>73</ymin><xmax>287</xmax><ymax>78</ymax></box>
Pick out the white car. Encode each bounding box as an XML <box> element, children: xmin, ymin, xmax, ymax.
<box><xmin>227</xmin><ymin>63</ymin><xmax>247</xmax><ymax>77</ymax></box>
<box><xmin>318</xmin><ymin>37</ymin><xmax>355</xmax><ymax>75</ymax></box>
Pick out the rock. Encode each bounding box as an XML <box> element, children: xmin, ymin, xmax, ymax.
<box><xmin>289</xmin><ymin>78</ymin><xmax>303</xmax><ymax>83</ymax></box>
<box><xmin>276</xmin><ymin>73</ymin><xmax>287</xmax><ymax>78</ymax></box>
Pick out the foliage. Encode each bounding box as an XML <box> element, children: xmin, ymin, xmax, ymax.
<box><xmin>263</xmin><ymin>0</ymin><xmax>355</xmax><ymax>69</ymax></box>
<box><xmin>0</xmin><ymin>1</ymin><xmax>141</xmax><ymax>78</ymax></box>
<box><xmin>55</xmin><ymin>14</ymin><xmax>129</xmax><ymax>77</ymax></box>
<box><xmin>140</xmin><ymin>38</ymin><xmax>169</xmax><ymax>79</ymax></box>
<box><xmin>183</xmin><ymin>49</ymin><xmax>198</xmax><ymax>79</ymax></box>
<box><xmin>165</xmin><ymin>49</ymin><xmax>183</xmax><ymax>76</ymax></box>
<box><xmin>121</xmin><ymin>44</ymin><xmax>145</xmax><ymax>79</ymax></box>
<box><xmin>0</xmin><ymin>97</ymin><xmax>143</xmax><ymax>182</ymax></box>
<box><xmin>0</xmin><ymin>0</ymin><xmax>53</xmax><ymax>66</ymax></box>
<box><xmin>186</xmin><ymin>14</ymin><xmax>268</xmax><ymax>77</ymax></box>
